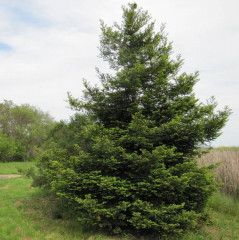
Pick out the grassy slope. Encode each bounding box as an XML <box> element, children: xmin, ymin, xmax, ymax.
<box><xmin>1</xmin><ymin>162</ymin><xmax>239</xmax><ymax>240</ymax></box>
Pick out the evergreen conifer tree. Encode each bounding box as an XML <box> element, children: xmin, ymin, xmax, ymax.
<box><xmin>39</xmin><ymin>3</ymin><xmax>231</xmax><ymax>238</ymax></box>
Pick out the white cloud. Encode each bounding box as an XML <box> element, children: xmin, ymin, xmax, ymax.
<box><xmin>0</xmin><ymin>0</ymin><xmax>238</xmax><ymax>146</ymax></box>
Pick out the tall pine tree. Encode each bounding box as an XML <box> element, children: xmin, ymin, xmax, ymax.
<box><xmin>39</xmin><ymin>3</ymin><xmax>231</xmax><ymax>238</ymax></box>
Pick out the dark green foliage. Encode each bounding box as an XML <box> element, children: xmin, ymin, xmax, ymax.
<box><xmin>35</xmin><ymin>3</ymin><xmax>231</xmax><ymax>238</ymax></box>
<box><xmin>46</xmin><ymin>114</ymin><xmax>89</xmax><ymax>155</ymax></box>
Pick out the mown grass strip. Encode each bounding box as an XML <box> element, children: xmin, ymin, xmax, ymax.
<box><xmin>0</xmin><ymin>175</ymin><xmax>123</xmax><ymax>240</ymax></box>
<box><xmin>0</xmin><ymin>161</ymin><xmax>36</xmax><ymax>174</ymax></box>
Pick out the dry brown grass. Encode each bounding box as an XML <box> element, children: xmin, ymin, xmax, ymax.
<box><xmin>0</xmin><ymin>184</ymin><xmax>9</xmax><ymax>189</ymax></box>
<box><xmin>199</xmin><ymin>148</ymin><xmax>239</xmax><ymax>197</ymax></box>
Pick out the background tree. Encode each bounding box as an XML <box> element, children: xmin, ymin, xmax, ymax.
<box><xmin>36</xmin><ymin>3</ymin><xmax>231</xmax><ymax>238</ymax></box>
<box><xmin>0</xmin><ymin>100</ymin><xmax>54</xmax><ymax>161</ymax></box>
<box><xmin>45</xmin><ymin>113</ymin><xmax>90</xmax><ymax>156</ymax></box>
<box><xmin>0</xmin><ymin>130</ymin><xmax>18</xmax><ymax>162</ymax></box>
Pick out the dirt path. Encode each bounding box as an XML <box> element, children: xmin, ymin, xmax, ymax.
<box><xmin>0</xmin><ymin>174</ymin><xmax>21</xmax><ymax>179</ymax></box>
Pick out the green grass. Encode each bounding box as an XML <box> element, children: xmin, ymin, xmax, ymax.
<box><xmin>214</xmin><ymin>146</ymin><xmax>239</xmax><ymax>151</ymax></box>
<box><xmin>1</xmin><ymin>162</ymin><xmax>239</xmax><ymax>239</ymax></box>
<box><xmin>0</xmin><ymin>177</ymin><xmax>87</xmax><ymax>240</ymax></box>
<box><xmin>0</xmin><ymin>177</ymin><xmax>36</xmax><ymax>240</ymax></box>
<box><xmin>0</xmin><ymin>175</ymin><xmax>110</xmax><ymax>239</ymax></box>
<box><xmin>0</xmin><ymin>162</ymin><xmax>124</xmax><ymax>240</ymax></box>
<box><xmin>0</xmin><ymin>161</ymin><xmax>36</xmax><ymax>174</ymax></box>
<box><xmin>203</xmin><ymin>192</ymin><xmax>239</xmax><ymax>240</ymax></box>
<box><xmin>182</xmin><ymin>191</ymin><xmax>239</xmax><ymax>240</ymax></box>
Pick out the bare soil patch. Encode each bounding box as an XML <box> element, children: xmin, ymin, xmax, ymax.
<box><xmin>0</xmin><ymin>174</ymin><xmax>21</xmax><ymax>179</ymax></box>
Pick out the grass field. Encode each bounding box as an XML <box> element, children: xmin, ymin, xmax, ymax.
<box><xmin>0</xmin><ymin>161</ymin><xmax>36</xmax><ymax>174</ymax></box>
<box><xmin>0</xmin><ymin>162</ymin><xmax>110</xmax><ymax>240</ymax></box>
<box><xmin>1</xmin><ymin>152</ymin><xmax>239</xmax><ymax>240</ymax></box>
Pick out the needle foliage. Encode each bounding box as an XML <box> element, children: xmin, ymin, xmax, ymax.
<box><xmin>35</xmin><ymin>3</ymin><xmax>231</xmax><ymax>238</ymax></box>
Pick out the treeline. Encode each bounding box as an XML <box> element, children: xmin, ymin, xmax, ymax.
<box><xmin>0</xmin><ymin>100</ymin><xmax>54</xmax><ymax>162</ymax></box>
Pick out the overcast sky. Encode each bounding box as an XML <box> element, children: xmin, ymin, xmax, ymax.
<box><xmin>0</xmin><ymin>0</ymin><xmax>238</xmax><ymax>146</ymax></box>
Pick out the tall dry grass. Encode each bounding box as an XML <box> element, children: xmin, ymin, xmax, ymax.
<box><xmin>199</xmin><ymin>147</ymin><xmax>239</xmax><ymax>198</ymax></box>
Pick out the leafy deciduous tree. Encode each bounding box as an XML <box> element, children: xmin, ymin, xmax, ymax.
<box><xmin>0</xmin><ymin>100</ymin><xmax>54</xmax><ymax>161</ymax></box>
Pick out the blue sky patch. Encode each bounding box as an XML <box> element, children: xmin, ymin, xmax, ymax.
<box><xmin>0</xmin><ymin>42</ymin><xmax>13</xmax><ymax>51</ymax></box>
<box><xmin>11</xmin><ymin>6</ymin><xmax>48</xmax><ymax>27</ymax></box>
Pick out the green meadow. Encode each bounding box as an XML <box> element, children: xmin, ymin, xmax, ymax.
<box><xmin>0</xmin><ymin>163</ymin><xmax>96</xmax><ymax>240</ymax></box>
<box><xmin>1</xmin><ymin>149</ymin><xmax>239</xmax><ymax>240</ymax></box>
